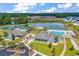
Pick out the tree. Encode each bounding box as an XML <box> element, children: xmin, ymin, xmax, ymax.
<box><xmin>51</xmin><ymin>47</ymin><xmax>56</xmax><ymax>56</ymax></box>
<box><xmin>0</xmin><ymin>35</ymin><xmax>3</xmax><ymax>41</ymax></box>
<box><xmin>12</xmin><ymin>34</ymin><xmax>15</xmax><ymax>40</ymax></box>
<box><xmin>54</xmin><ymin>36</ymin><xmax>59</xmax><ymax>43</ymax></box>
<box><xmin>69</xmin><ymin>46</ymin><xmax>74</xmax><ymax>51</ymax></box>
<box><xmin>3</xmin><ymin>31</ymin><xmax>8</xmax><ymax>37</ymax></box>
<box><xmin>48</xmin><ymin>43</ymin><xmax>52</xmax><ymax>48</ymax></box>
<box><xmin>76</xmin><ymin>51</ymin><xmax>79</xmax><ymax>55</ymax></box>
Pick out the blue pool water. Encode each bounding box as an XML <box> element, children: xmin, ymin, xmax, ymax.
<box><xmin>53</xmin><ymin>31</ymin><xmax>64</xmax><ymax>35</ymax></box>
<box><xmin>48</xmin><ymin>31</ymin><xmax>64</xmax><ymax>42</ymax></box>
<box><xmin>48</xmin><ymin>31</ymin><xmax>65</xmax><ymax>35</ymax></box>
<box><xmin>29</xmin><ymin>23</ymin><xmax>66</xmax><ymax>30</ymax></box>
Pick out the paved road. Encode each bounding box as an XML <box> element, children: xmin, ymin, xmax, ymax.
<box><xmin>23</xmin><ymin>29</ymin><xmax>47</xmax><ymax>56</ymax></box>
<box><xmin>0</xmin><ymin>46</ymin><xmax>29</xmax><ymax>56</ymax></box>
<box><xmin>0</xmin><ymin>47</ymin><xmax>14</xmax><ymax>56</ymax></box>
<box><xmin>20</xmin><ymin>46</ymin><xmax>29</xmax><ymax>56</ymax></box>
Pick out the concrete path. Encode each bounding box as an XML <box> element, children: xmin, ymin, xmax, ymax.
<box><xmin>60</xmin><ymin>38</ymin><xmax>67</xmax><ymax>56</ymax></box>
<box><xmin>65</xmin><ymin>24</ymin><xmax>79</xmax><ymax>50</ymax></box>
<box><xmin>70</xmin><ymin>36</ymin><xmax>79</xmax><ymax>50</ymax></box>
<box><xmin>23</xmin><ymin>29</ymin><xmax>42</xmax><ymax>56</ymax></box>
<box><xmin>27</xmin><ymin>38</ymin><xmax>34</xmax><ymax>45</ymax></box>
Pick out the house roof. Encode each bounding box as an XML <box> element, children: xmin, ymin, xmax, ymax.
<box><xmin>35</xmin><ymin>30</ymin><xmax>53</xmax><ymax>40</ymax></box>
<box><xmin>8</xmin><ymin>30</ymin><xmax>26</xmax><ymax>36</ymax></box>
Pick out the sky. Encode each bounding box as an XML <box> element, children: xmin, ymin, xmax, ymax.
<box><xmin>0</xmin><ymin>3</ymin><xmax>79</xmax><ymax>13</ymax></box>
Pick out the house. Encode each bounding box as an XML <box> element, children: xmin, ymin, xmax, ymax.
<box><xmin>31</xmin><ymin>16</ymin><xmax>56</xmax><ymax>21</ymax></box>
<box><xmin>34</xmin><ymin>30</ymin><xmax>54</xmax><ymax>42</ymax></box>
<box><xmin>8</xmin><ymin>30</ymin><xmax>28</xmax><ymax>40</ymax></box>
<box><xmin>64</xmin><ymin>16</ymin><xmax>79</xmax><ymax>22</ymax></box>
<box><xmin>9</xmin><ymin>30</ymin><xmax>25</xmax><ymax>37</ymax></box>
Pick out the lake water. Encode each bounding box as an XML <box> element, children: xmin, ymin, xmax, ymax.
<box><xmin>0</xmin><ymin>23</ymin><xmax>67</xmax><ymax>31</ymax></box>
<box><xmin>28</xmin><ymin>23</ymin><xmax>66</xmax><ymax>30</ymax></box>
<box><xmin>0</xmin><ymin>25</ymin><xmax>28</xmax><ymax>32</ymax></box>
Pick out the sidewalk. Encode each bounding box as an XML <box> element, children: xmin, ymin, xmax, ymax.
<box><xmin>23</xmin><ymin>29</ymin><xmax>47</xmax><ymax>56</ymax></box>
<box><xmin>70</xmin><ymin>36</ymin><xmax>79</xmax><ymax>50</ymax></box>
<box><xmin>60</xmin><ymin>38</ymin><xmax>67</xmax><ymax>56</ymax></box>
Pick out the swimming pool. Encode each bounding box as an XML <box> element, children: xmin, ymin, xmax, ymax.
<box><xmin>28</xmin><ymin>23</ymin><xmax>67</xmax><ymax>30</ymax></box>
<box><xmin>50</xmin><ymin>31</ymin><xmax>65</xmax><ymax>35</ymax></box>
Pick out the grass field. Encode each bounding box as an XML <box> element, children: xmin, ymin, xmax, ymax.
<box><xmin>64</xmin><ymin>38</ymin><xmax>79</xmax><ymax>56</ymax></box>
<box><xmin>29</xmin><ymin>41</ymin><xmax>64</xmax><ymax>56</ymax></box>
<box><xmin>65</xmin><ymin>22</ymin><xmax>79</xmax><ymax>48</ymax></box>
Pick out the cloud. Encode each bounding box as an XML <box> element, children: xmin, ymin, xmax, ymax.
<box><xmin>9</xmin><ymin>3</ymin><xmax>37</xmax><ymax>13</ymax></box>
<box><xmin>14</xmin><ymin>3</ymin><xmax>37</xmax><ymax>13</ymax></box>
<box><xmin>39</xmin><ymin>3</ymin><xmax>45</xmax><ymax>6</ymax></box>
<box><xmin>58</xmin><ymin>3</ymin><xmax>73</xmax><ymax>9</ymax></box>
<box><xmin>36</xmin><ymin>7</ymin><xmax>57</xmax><ymax>13</ymax></box>
<box><xmin>6</xmin><ymin>3</ymin><xmax>78</xmax><ymax>13</ymax></box>
<box><xmin>75</xmin><ymin>3</ymin><xmax>79</xmax><ymax>8</ymax></box>
<box><xmin>45</xmin><ymin>7</ymin><xmax>57</xmax><ymax>13</ymax></box>
<box><xmin>7</xmin><ymin>3</ymin><xmax>46</xmax><ymax>13</ymax></box>
<box><xmin>37</xmin><ymin>3</ymin><xmax>73</xmax><ymax>13</ymax></box>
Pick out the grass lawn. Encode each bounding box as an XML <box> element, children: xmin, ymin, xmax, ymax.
<box><xmin>29</xmin><ymin>41</ymin><xmax>64</xmax><ymax>56</ymax></box>
<box><xmin>0</xmin><ymin>24</ymin><xmax>27</xmax><ymax>27</ymax></box>
<box><xmin>65</xmin><ymin>22</ymin><xmax>79</xmax><ymax>47</ymax></box>
<box><xmin>70</xmin><ymin>26</ymin><xmax>79</xmax><ymax>47</ymax></box>
<box><xmin>64</xmin><ymin>38</ymin><xmax>79</xmax><ymax>56</ymax></box>
<box><xmin>75</xmin><ymin>32</ymin><xmax>79</xmax><ymax>47</ymax></box>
